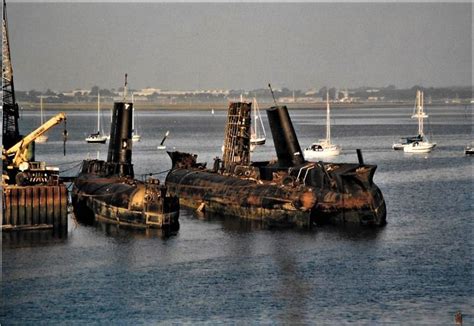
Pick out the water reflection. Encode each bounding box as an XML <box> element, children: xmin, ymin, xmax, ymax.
<box><xmin>273</xmin><ymin>245</ymin><xmax>310</xmax><ymax>324</ymax></box>
<box><xmin>74</xmin><ymin>213</ymin><xmax>178</xmax><ymax>240</ymax></box>
<box><xmin>2</xmin><ymin>227</ymin><xmax>67</xmax><ymax>248</ymax></box>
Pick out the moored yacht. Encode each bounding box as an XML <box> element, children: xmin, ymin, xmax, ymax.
<box><xmin>304</xmin><ymin>91</ymin><xmax>341</xmax><ymax>159</ymax></box>
<box><xmin>402</xmin><ymin>90</ymin><xmax>436</xmax><ymax>153</ymax></box>
<box><xmin>85</xmin><ymin>92</ymin><xmax>108</xmax><ymax>144</ymax></box>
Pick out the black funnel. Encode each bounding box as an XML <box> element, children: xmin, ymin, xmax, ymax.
<box><xmin>266</xmin><ymin>106</ymin><xmax>305</xmax><ymax>167</ymax></box>
<box><xmin>106</xmin><ymin>102</ymin><xmax>134</xmax><ymax>177</ymax></box>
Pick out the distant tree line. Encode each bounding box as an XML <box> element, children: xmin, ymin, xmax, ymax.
<box><xmin>15</xmin><ymin>85</ymin><xmax>473</xmax><ymax>104</ymax></box>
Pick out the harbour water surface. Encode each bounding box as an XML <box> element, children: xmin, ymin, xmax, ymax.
<box><xmin>2</xmin><ymin>105</ymin><xmax>472</xmax><ymax>324</ymax></box>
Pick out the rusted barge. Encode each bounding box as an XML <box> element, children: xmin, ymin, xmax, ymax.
<box><xmin>72</xmin><ymin>100</ymin><xmax>179</xmax><ymax>230</ymax></box>
<box><xmin>166</xmin><ymin>102</ymin><xmax>386</xmax><ymax>228</ymax></box>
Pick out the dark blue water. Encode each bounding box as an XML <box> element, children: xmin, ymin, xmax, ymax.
<box><xmin>2</xmin><ymin>105</ymin><xmax>472</xmax><ymax>324</ymax></box>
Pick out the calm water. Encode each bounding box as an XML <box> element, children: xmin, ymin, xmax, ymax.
<box><xmin>2</xmin><ymin>105</ymin><xmax>473</xmax><ymax>324</ymax></box>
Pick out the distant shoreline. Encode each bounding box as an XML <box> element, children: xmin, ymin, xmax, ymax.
<box><xmin>18</xmin><ymin>101</ymin><xmax>469</xmax><ymax>111</ymax></box>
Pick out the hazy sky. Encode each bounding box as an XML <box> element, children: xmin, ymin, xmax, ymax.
<box><xmin>6</xmin><ymin>2</ymin><xmax>472</xmax><ymax>91</ymax></box>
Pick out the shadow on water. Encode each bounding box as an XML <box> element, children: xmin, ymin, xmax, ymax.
<box><xmin>185</xmin><ymin>207</ymin><xmax>386</xmax><ymax>240</ymax></box>
<box><xmin>73</xmin><ymin>212</ymin><xmax>178</xmax><ymax>240</ymax></box>
<box><xmin>316</xmin><ymin>223</ymin><xmax>386</xmax><ymax>242</ymax></box>
<box><xmin>272</xmin><ymin>243</ymin><xmax>310</xmax><ymax>324</ymax></box>
<box><xmin>2</xmin><ymin>227</ymin><xmax>68</xmax><ymax>248</ymax></box>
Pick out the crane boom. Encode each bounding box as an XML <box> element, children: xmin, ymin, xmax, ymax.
<box><xmin>6</xmin><ymin>112</ymin><xmax>67</xmax><ymax>167</ymax></box>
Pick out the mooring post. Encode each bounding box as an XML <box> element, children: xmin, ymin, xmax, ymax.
<box><xmin>356</xmin><ymin>149</ymin><xmax>364</xmax><ymax>165</ymax></box>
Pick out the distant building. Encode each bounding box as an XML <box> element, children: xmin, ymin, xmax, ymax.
<box><xmin>62</xmin><ymin>89</ymin><xmax>90</xmax><ymax>96</ymax></box>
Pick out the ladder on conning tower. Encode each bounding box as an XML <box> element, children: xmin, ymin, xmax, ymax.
<box><xmin>222</xmin><ymin>102</ymin><xmax>252</xmax><ymax>170</ymax></box>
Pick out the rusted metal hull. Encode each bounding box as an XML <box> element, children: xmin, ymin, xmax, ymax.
<box><xmin>72</xmin><ymin>172</ymin><xmax>179</xmax><ymax>230</ymax></box>
<box><xmin>166</xmin><ymin>164</ymin><xmax>386</xmax><ymax>228</ymax></box>
<box><xmin>2</xmin><ymin>185</ymin><xmax>68</xmax><ymax>231</ymax></box>
<box><xmin>71</xmin><ymin>101</ymin><xmax>180</xmax><ymax>231</ymax></box>
<box><xmin>167</xmin><ymin>169</ymin><xmax>312</xmax><ymax>228</ymax></box>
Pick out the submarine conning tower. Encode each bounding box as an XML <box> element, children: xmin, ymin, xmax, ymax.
<box><xmin>106</xmin><ymin>101</ymin><xmax>134</xmax><ymax>178</ymax></box>
<box><xmin>221</xmin><ymin>102</ymin><xmax>252</xmax><ymax>171</ymax></box>
<box><xmin>266</xmin><ymin>106</ymin><xmax>305</xmax><ymax>168</ymax></box>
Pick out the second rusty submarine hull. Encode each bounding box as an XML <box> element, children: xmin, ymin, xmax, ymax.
<box><xmin>72</xmin><ymin>101</ymin><xmax>179</xmax><ymax>230</ymax></box>
<box><xmin>165</xmin><ymin>103</ymin><xmax>386</xmax><ymax>228</ymax></box>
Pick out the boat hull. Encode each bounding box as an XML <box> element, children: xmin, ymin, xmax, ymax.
<box><xmin>250</xmin><ymin>137</ymin><xmax>266</xmax><ymax>145</ymax></box>
<box><xmin>72</xmin><ymin>173</ymin><xmax>179</xmax><ymax>230</ymax></box>
<box><xmin>86</xmin><ymin>138</ymin><xmax>107</xmax><ymax>144</ymax></box>
<box><xmin>86</xmin><ymin>134</ymin><xmax>108</xmax><ymax>144</ymax></box>
<box><xmin>165</xmin><ymin>163</ymin><xmax>386</xmax><ymax>228</ymax></box>
<box><xmin>392</xmin><ymin>143</ymin><xmax>406</xmax><ymax>150</ymax></box>
<box><xmin>304</xmin><ymin>144</ymin><xmax>341</xmax><ymax>159</ymax></box>
<box><xmin>132</xmin><ymin>134</ymin><xmax>141</xmax><ymax>142</ymax></box>
<box><xmin>403</xmin><ymin>142</ymin><xmax>436</xmax><ymax>153</ymax></box>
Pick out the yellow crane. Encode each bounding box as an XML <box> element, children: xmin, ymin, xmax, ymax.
<box><xmin>3</xmin><ymin>112</ymin><xmax>67</xmax><ymax>185</ymax></box>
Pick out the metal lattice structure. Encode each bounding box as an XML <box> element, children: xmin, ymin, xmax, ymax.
<box><xmin>2</xmin><ymin>0</ymin><xmax>20</xmax><ymax>148</ymax></box>
<box><xmin>222</xmin><ymin>102</ymin><xmax>251</xmax><ymax>169</ymax></box>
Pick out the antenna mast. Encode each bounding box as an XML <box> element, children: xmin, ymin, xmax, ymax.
<box><xmin>123</xmin><ymin>73</ymin><xmax>128</xmax><ymax>101</ymax></box>
<box><xmin>268</xmin><ymin>83</ymin><xmax>278</xmax><ymax>107</ymax></box>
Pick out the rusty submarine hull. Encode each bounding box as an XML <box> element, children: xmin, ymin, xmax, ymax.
<box><xmin>72</xmin><ymin>101</ymin><xmax>179</xmax><ymax>230</ymax></box>
<box><xmin>165</xmin><ymin>102</ymin><xmax>386</xmax><ymax>228</ymax></box>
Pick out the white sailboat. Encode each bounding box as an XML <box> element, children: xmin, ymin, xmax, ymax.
<box><xmin>131</xmin><ymin>93</ymin><xmax>141</xmax><ymax>142</ymax></box>
<box><xmin>85</xmin><ymin>92</ymin><xmax>108</xmax><ymax>144</ymax></box>
<box><xmin>35</xmin><ymin>96</ymin><xmax>48</xmax><ymax>143</ymax></box>
<box><xmin>402</xmin><ymin>90</ymin><xmax>436</xmax><ymax>153</ymax></box>
<box><xmin>303</xmin><ymin>91</ymin><xmax>341</xmax><ymax>159</ymax></box>
<box><xmin>250</xmin><ymin>97</ymin><xmax>266</xmax><ymax>145</ymax></box>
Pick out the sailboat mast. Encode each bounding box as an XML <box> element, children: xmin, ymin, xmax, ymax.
<box><xmin>258</xmin><ymin>100</ymin><xmax>266</xmax><ymax>137</ymax></box>
<box><xmin>419</xmin><ymin>91</ymin><xmax>424</xmax><ymax>136</ymax></box>
<box><xmin>132</xmin><ymin>93</ymin><xmax>135</xmax><ymax>132</ymax></box>
<box><xmin>326</xmin><ymin>91</ymin><xmax>330</xmax><ymax>143</ymax></box>
<box><xmin>253</xmin><ymin>98</ymin><xmax>257</xmax><ymax>137</ymax></box>
<box><xmin>97</xmin><ymin>92</ymin><xmax>101</xmax><ymax>133</ymax></box>
<box><xmin>40</xmin><ymin>95</ymin><xmax>44</xmax><ymax>124</ymax></box>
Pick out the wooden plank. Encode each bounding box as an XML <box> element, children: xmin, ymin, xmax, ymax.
<box><xmin>39</xmin><ymin>187</ymin><xmax>47</xmax><ymax>224</ymax></box>
<box><xmin>32</xmin><ymin>186</ymin><xmax>40</xmax><ymax>225</ymax></box>
<box><xmin>53</xmin><ymin>186</ymin><xmax>60</xmax><ymax>229</ymax></box>
<box><xmin>46</xmin><ymin>187</ymin><xmax>54</xmax><ymax>225</ymax></box>
<box><xmin>10</xmin><ymin>188</ymin><xmax>18</xmax><ymax>226</ymax></box>
<box><xmin>4</xmin><ymin>188</ymin><xmax>11</xmax><ymax>225</ymax></box>
<box><xmin>18</xmin><ymin>187</ymin><xmax>26</xmax><ymax>225</ymax></box>
<box><xmin>25</xmin><ymin>187</ymin><xmax>33</xmax><ymax>226</ymax></box>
